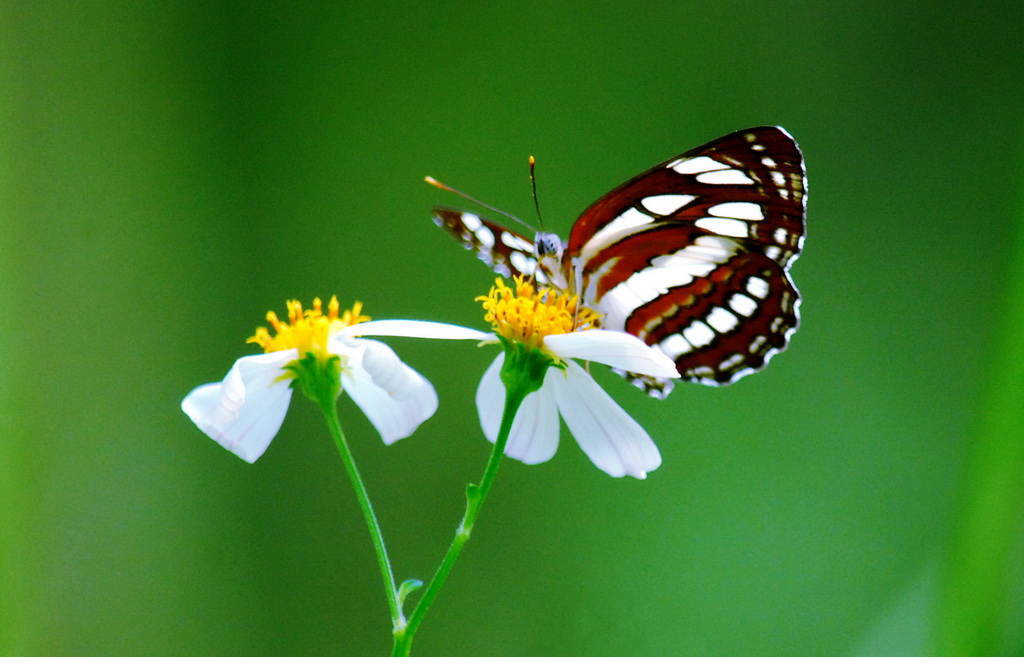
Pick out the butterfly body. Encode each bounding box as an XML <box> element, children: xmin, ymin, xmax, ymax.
<box><xmin>433</xmin><ymin>126</ymin><xmax>806</xmax><ymax>397</ymax></box>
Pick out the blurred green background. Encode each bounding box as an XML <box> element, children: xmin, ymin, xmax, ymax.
<box><xmin>2</xmin><ymin>1</ymin><xmax>1023</xmax><ymax>655</ymax></box>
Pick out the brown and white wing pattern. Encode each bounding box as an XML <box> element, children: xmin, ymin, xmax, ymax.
<box><xmin>432</xmin><ymin>126</ymin><xmax>807</xmax><ymax>397</ymax></box>
<box><xmin>432</xmin><ymin>207</ymin><xmax>557</xmax><ymax>284</ymax></box>
<box><xmin>564</xmin><ymin>126</ymin><xmax>807</xmax><ymax>394</ymax></box>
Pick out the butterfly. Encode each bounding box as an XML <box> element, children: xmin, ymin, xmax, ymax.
<box><xmin>432</xmin><ymin>126</ymin><xmax>806</xmax><ymax>398</ymax></box>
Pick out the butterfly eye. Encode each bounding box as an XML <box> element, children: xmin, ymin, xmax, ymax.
<box><xmin>534</xmin><ymin>233</ymin><xmax>563</xmax><ymax>258</ymax></box>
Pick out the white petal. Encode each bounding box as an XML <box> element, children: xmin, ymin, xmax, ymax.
<box><xmin>338</xmin><ymin>319</ymin><xmax>491</xmax><ymax>341</ymax></box>
<box><xmin>503</xmin><ymin>378</ymin><xmax>560</xmax><ymax>464</ymax></box>
<box><xmin>342</xmin><ymin>339</ymin><xmax>438</xmax><ymax>444</ymax></box>
<box><xmin>550</xmin><ymin>360</ymin><xmax>662</xmax><ymax>478</ymax></box>
<box><xmin>476</xmin><ymin>354</ymin><xmax>506</xmax><ymax>443</ymax></box>
<box><xmin>181</xmin><ymin>351</ymin><xmax>296</xmax><ymax>463</ymax></box>
<box><xmin>545</xmin><ymin>330</ymin><xmax>679</xmax><ymax>378</ymax></box>
<box><xmin>475</xmin><ymin>354</ymin><xmax>560</xmax><ymax>464</ymax></box>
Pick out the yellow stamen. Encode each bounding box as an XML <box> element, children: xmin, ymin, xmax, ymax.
<box><xmin>478</xmin><ymin>276</ymin><xmax>601</xmax><ymax>352</ymax></box>
<box><xmin>247</xmin><ymin>296</ymin><xmax>370</xmax><ymax>362</ymax></box>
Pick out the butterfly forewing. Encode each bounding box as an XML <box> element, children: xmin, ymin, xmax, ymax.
<box><xmin>433</xmin><ymin>126</ymin><xmax>806</xmax><ymax>396</ymax></box>
<box><xmin>432</xmin><ymin>207</ymin><xmax>556</xmax><ymax>284</ymax></box>
<box><xmin>567</xmin><ymin>126</ymin><xmax>806</xmax><ymax>267</ymax></box>
<box><xmin>560</xmin><ymin>126</ymin><xmax>805</xmax><ymax>392</ymax></box>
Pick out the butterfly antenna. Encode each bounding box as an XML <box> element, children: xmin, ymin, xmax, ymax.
<box><xmin>425</xmin><ymin>176</ymin><xmax>534</xmax><ymax>233</ymax></box>
<box><xmin>529</xmin><ymin>156</ymin><xmax>545</xmax><ymax>231</ymax></box>
<box><xmin>531</xmin><ymin>155</ymin><xmax>579</xmax><ymax>322</ymax></box>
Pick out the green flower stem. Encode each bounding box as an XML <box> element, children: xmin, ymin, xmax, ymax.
<box><xmin>292</xmin><ymin>352</ymin><xmax>402</xmax><ymax>629</ymax></box>
<box><xmin>392</xmin><ymin>345</ymin><xmax>545</xmax><ymax>657</ymax></box>
<box><xmin>318</xmin><ymin>395</ymin><xmax>402</xmax><ymax>628</ymax></box>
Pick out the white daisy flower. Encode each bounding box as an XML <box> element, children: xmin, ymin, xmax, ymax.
<box><xmin>475</xmin><ymin>277</ymin><xmax>680</xmax><ymax>479</ymax></box>
<box><xmin>182</xmin><ymin>297</ymin><xmax>488</xmax><ymax>462</ymax></box>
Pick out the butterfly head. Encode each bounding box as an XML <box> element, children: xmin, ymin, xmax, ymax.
<box><xmin>533</xmin><ymin>231</ymin><xmax>567</xmax><ymax>290</ymax></box>
<box><xmin>534</xmin><ymin>232</ymin><xmax>563</xmax><ymax>259</ymax></box>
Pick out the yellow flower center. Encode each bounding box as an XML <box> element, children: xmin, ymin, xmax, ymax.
<box><xmin>248</xmin><ymin>296</ymin><xmax>370</xmax><ymax>362</ymax></box>
<box><xmin>478</xmin><ymin>275</ymin><xmax>601</xmax><ymax>352</ymax></box>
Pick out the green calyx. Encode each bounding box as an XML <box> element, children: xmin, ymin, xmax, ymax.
<box><xmin>286</xmin><ymin>351</ymin><xmax>343</xmax><ymax>406</ymax></box>
<box><xmin>497</xmin><ymin>335</ymin><xmax>560</xmax><ymax>398</ymax></box>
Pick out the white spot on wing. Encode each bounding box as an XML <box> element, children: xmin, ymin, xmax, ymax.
<box><xmin>601</xmin><ymin>267</ymin><xmax>691</xmax><ymax>326</ymax></box>
<box><xmin>709</xmin><ymin>202</ymin><xmax>764</xmax><ymax>221</ymax></box>
<box><xmin>669</xmin><ymin>156</ymin><xmax>728</xmax><ymax>175</ymax></box>
<box><xmin>645</xmin><ymin>262</ymin><xmax>697</xmax><ymax>287</ymax></box>
<box><xmin>773</xmin><ymin>228</ymin><xmax>788</xmax><ymax>244</ymax></box>
<box><xmin>596</xmin><ymin>235</ymin><xmax>740</xmax><ymax>329</ymax></box>
<box><xmin>720</xmin><ymin>352</ymin><xmax>746</xmax><ymax>371</ymax></box>
<box><xmin>780</xmin><ymin>290</ymin><xmax>794</xmax><ymax>312</ymax></box>
<box><xmin>689</xmin><ymin>365</ymin><xmax>715</xmax><ymax>379</ymax></box>
<box><xmin>475</xmin><ymin>225</ymin><xmax>495</xmax><ymax>248</ymax></box>
<box><xmin>691</xmin><ymin>235</ymin><xmax>741</xmax><ymax>262</ymax></box>
<box><xmin>660</xmin><ymin>334</ymin><xmax>692</xmax><ymax>359</ymax></box>
<box><xmin>509</xmin><ymin>251</ymin><xmax>537</xmax><ymax>276</ymax></box>
<box><xmin>696</xmin><ymin>217</ymin><xmax>749</xmax><ymax>238</ymax></box>
<box><xmin>683</xmin><ymin>321</ymin><xmax>715</xmax><ymax>348</ymax></box>
<box><xmin>651</xmin><ymin>239</ymin><xmax>736</xmax><ymax>273</ymax></box>
<box><xmin>706</xmin><ymin>307</ymin><xmax>739</xmax><ymax>333</ymax></box>
<box><xmin>598</xmin><ymin>286</ymin><xmax>645</xmax><ymax>331</ymax></box>
<box><xmin>771</xmin><ymin>171</ymin><xmax>786</xmax><ymax>187</ymax></box>
<box><xmin>729</xmin><ymin>293</ymin><xmax>757</xmax><ymax>317</ymax></box>
<box><xmin>641</xmin><ymin>194</ymin><xmax>696</xmax><ymax>216</ymax></box>
<box><xmin>597</xmin><ymin>207</ymin><xmax>652</xmax><ymax>238</ymax></box>
<box><xmin>581</xmin><ymin>208</ymin><xmax>653</xmax><ymax>262</ymax></box>
<box><xmin>462</xmin><ymin>213</ymin><xmax>482</xmax><ymax>231</ymax></box>
<box><xmin>501</xmin><ymin>231</ymin><xmax>532</xmax><ymax>252</ymax></box>
<box><xmin>696</xmin><ymin>169</ymin><xmax>755</xmax><ymax>185</ymax></box>
<box><xmin>746</xmin><ymin>276</ymin><xmax>769</xmax><ymax>299</ymax></box>
<box><xmin>762</xmin><ymin>157</ymin><xmax>777</xmax><ymax>167</ymax></box>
